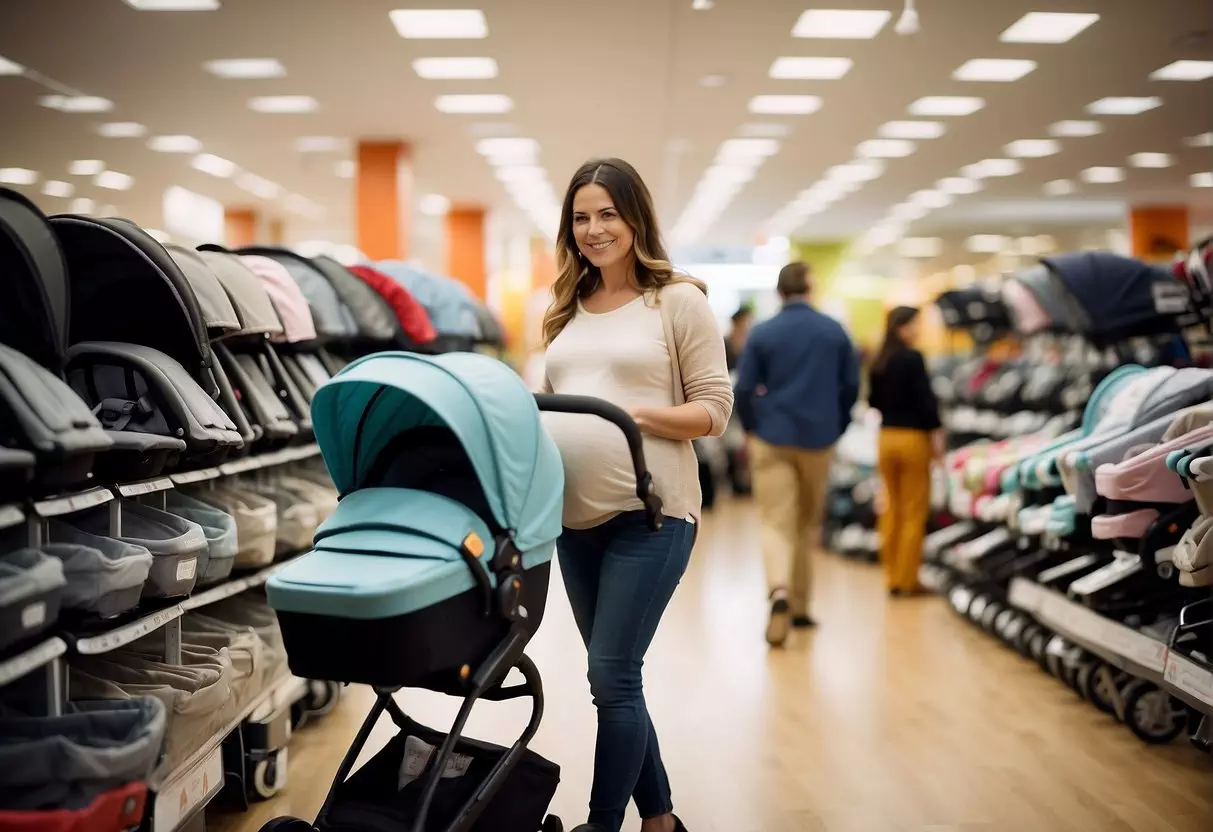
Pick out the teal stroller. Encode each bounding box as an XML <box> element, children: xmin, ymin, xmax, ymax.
<box><xmin>260</xmin><ymin>351</ymin><xmax>662</xmax><ymax>832</ymax></box>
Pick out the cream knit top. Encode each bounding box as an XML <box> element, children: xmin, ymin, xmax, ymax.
<box><xmin>540</xmin><ymin>282</ymin><xmax>734</xmax><ymax>529</ymax></box>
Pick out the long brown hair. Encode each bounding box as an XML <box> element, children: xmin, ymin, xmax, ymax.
<box><xmin>541</xmin><ymin>157</ymin><xmax>705</xmax><ymax>346</ymax></box>
<box><xmin>872</xmin><ymin>305</ymin><xmax>920</xmax><ymax>374</ymax></box>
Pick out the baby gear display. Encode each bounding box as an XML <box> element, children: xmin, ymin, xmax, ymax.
<box><xmin>261</xmin><ymin>351</ymin><xmax>663</xmax><ymax>832</ymax></box>
<box><xmin>918</xmin><ymin>245</ymin><xmax>1213</xmax><ymax>757</ymax></box>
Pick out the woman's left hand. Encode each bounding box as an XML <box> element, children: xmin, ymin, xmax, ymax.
<box><xmin>629</xmin><ymin>406</ymin><xmax>654</xmax><ymax>435</ymax></box>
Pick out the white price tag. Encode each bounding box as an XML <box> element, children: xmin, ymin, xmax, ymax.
<box><xmin>19</xmin><ymin>601</ymin><xmax>46</xmax><ymax>631</ymax></box>
<box><xmin>0</xmin><ymin>504</ymin><xmax>23</xmax><ymax>530</ymax></box>
<box><xmin>117</xmin><ymin>478</ymin><xmax>174</xmax><ymax>497</ymax></box>
<box><xmin>35</xmin><ymin>487</ymin><xmax>113</xmax><ymax>517</ymax></box>
<box><xmin>399</xmin><ymin>735</ymin><xmax>473</xmax><ymax>789</ymax></box>
<box><xmin>175</xmin><ymin>557</ymin><xmax>197</xmax><ymax>582</ymax></box>
<box><xmin>170</xmin><ymin>468</ymin><xmax>220</xmax><ymax>485</ymax></box>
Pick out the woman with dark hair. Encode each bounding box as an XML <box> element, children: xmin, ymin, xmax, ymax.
<box><xmin>539</xmin><ymin>158</ymin><xmax>733</xmax><ymax>832</ymax></box>
<box><xmin>867</xmin><ymin>305</ymin><xmax>943</xmax><ymax>597</ymax></box>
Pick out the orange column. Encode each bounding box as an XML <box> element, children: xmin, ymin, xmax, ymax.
<box><xmin>267</xmin><ymin>217</ymin><xmax>285</xmax><ymax>245</ymax></box>
<box><xmin>445</xmin><ymin>205</ymin><xmax>487</xmax><ymax>300</ymax></box>
<box><xmin>224</xmin><ymin>207</ymin><xmax>258</xmax><ymax>247</ymax></box>
<box><xmin>356</xmin><ymin>140</ymin><xmax>411</xmax><ymax>261</ymax></box>
<box><xmin>1129</xmin><ymin>205</ymin><xmax>1189</xmax><ymax>263</ymax></box>
<box><xmin>530</xmin><ymin>236</ymin><xmax>557</xmax><ymax>291</ymax></box>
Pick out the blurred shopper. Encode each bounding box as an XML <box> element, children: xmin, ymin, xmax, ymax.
<box><xmin>723</xmin><ymin>306</ymin><xmax>755</xmax><ymax>495</ymax></box>
<box><xmin>539</xmin><ymin>157</ymin><xmax>732</xmax><ymax>832</ymax></box>
<box><xmin>724</xmin><ymin>305</ymin><xmax>753</xmax><ymax>371</ymax></box>
<box><xmin>867</xmin><ymin>306</ymin><xmax>944</xmax><ymax>597</ymax></box>
<box><xmin>735</xmin><ymin>262</ymin><xmax>860</xmax><ymax>646</ymax></box>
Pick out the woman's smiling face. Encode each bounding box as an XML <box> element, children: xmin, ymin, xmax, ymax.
<box><xmin>572</xmin><ymin>183</ymin><xmax>635</xmax><ymax>271</ymax></box>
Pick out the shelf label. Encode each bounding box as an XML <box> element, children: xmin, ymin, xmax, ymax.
<box><xmin>0</xmin><ymin>504</ymin><xmax>24</xmax><ymax>530</ymax></box>
<box><xmin>219</xmin><ymin>456</ymin><xmax>264</xmax><ymax>476</ymax></box>
<box><xmin>181</xmin><ymin>577</ymin><xmax>249</xmax><ymax>611</ymax></box>
<box><xmin>76</xmin><ymin>605</ymin><xmax>183</xmax><ymax>655</ymax></box>
<box><xmin>1164</xmin><ymin>655</ymin><xmax>1213</xmax><ymax>709</ymax></box>
<box><xmin>34</xmin><ymin>487</ymin><xmax>113</xmax><ymax>517</ymax></box>
<box><xmin>117</xmin><ymin>478</ymin><xmax>174</xmax><ymax>497</ymax></box>
<box><xmin>170</xmin><ymin>468</ymin><xmax>220</xmax><ymax>485</ymax></box>
<box><xmin>1007</xmin><ymin>578</ymin><xmax>1041</xmax><ymax>612</ymax></box>
<box><xmin>154</xmin><ymin>746</ymin><xmax>223</xmax><ymax>832</ymax></box>
<box><xmin>0</xmin><ymin>638</ymin><xmax>65</xmax><ymax>687</ymax></box>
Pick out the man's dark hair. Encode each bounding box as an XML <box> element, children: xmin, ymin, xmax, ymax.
<box><xmin>777</xmin><ymin>261</ymin><xmax>811</xmax><ymax>298</ymax></box>
<box><xmin>731</xmin><ymin>305</ymin><xmax>753</xmax><ymax>325</ymax></box>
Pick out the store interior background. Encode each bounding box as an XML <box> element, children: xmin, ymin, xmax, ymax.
<box><xmin>2</xmin><ymin>0</ymin><xmax>1210</xmax><ymax>369</ymax></box>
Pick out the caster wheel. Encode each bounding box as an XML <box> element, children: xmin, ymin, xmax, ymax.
<box><xmin>1045</xmin><ymin>638</ymin><xmax>1067</xmax><ymax>679</ymax></box>
<box><xmin>1123</xmin><ymin>680</ymin><xmax>1188</xmax><ymax>745</ymax></box>
<box><xmin>1028</xmin><ymin>629</ymin><xmax>1050</xmax><ymax>668</ymax></box>
<box><xmin>1015</xmin><ymin>623</ymin><xmax>1040</xmax><ymax>657</ymax></box>
<box><xmin>304</xmin><ymin>680</ymin><xmax>341</xmax><ymax>716</ymax></box>
<box><xmin>251</xmin><ymin>751</ymin><xmax>286</xmax><ymax>802</ymax></box>
<box><xmin>1061</xmin><ymin>659</ymin><xmax>1083</xmax><ymax>692</ymax></box>
<box><xmin>969</xmin><ymin>595</ymin><xmax>988</xmax><ymax>623</ymax></box>
<box><xmin>980</xmin><ymin>601</ymin><xmax>1003</xmax><ymax>633</ymax></box>
<box><xmin>260</xmin><ymin>818</ymin><xmax>312</xmax><ymax>832</ymax></box>
<box><xmin>541</xmin><ymin>815</ymin><xmax>564</xmax><ymax>831</ymax></box>
<box><xmin>1077</xmin><ymin>663</ymin><xmax>1119</xmax><ymax>717</ymax></box>
<box><xmin>994</xmin><ymin>609</ymin><xmax>1017</xmax><ymax>641</ymax></box>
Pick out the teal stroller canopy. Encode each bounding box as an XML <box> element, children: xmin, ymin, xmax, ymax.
<box><xmin>310</xmin><ymin>351</ymin><xmax>564</xmax><ymax>554</ymax></box>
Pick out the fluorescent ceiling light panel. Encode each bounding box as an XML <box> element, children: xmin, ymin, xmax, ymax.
<box><xmin>748</xmin><ymin>95</ymin><xmax>822</xmax><ymax>115</ymax></box>
<box><xmin>1044</xmin><ymin>179</ymin><xmax>1075</xmax><ymax>195</ymax></box>
<box><xmin>39</xmin><ymin>95</ymin><xmax>113</xmax><ymax>113</ymax></box>
<box><xmin>898</xmin><ymin>237</ymin><xmax>943</xmax><ymax>258</ymax></box>
<box><xmin>699</xmin><ymin>74</ymin><xmax>727</xmax><ymax>88</ymax></box>
<box><xmin>826</xmin><ymin>160</ymin><xmax>884</xmax><ymax>182</ymax></box>
<box><xmin>94</xmin><ymin>170</ymin><xmax>134</xmax><ymax>191</ymax></box>
<box><xmin>0</xmin><ymin>168</ymin><xmax>37</xmax><ymax>185</ymax></box>
<box><xmin>413</xmin><ymin>57</ymin><xmax>498</xmax><ymax>79</ymax></box>
<box><xmin>69</xmin><ymin>160</ymin><xmax>105</xmax><ymax>176</ymax></box>
<box><xmin>1050</xmin><ymin>120</ymin><xmax>1101</xmax><ymax>137</ymax></box>
<box><xmin>1005</xmin><ymin>139</ymin><xmax>1059</xmax><ymax>157</ymax></box>
<box><xmin>1080</xmin><ymin>166</ymin><xmax>1123</xmax><ymax>183</ymax></box>
<box><xmin>963</xmin><ymin>158</ymin><xmax>1022</xmax><ymax>178</ymax></box>
<box><xmin>769</xmin><ymin>56</ymin><xmax>853</xmax><ymax>79</ymax></box>
<box><xmin>1086</xmin><ymin>96</ymin><xmax>1161</xmax><ymax>115</ymax></box>
<box><xmin>740</xmin><ymin>122</ymin><xmax>791</xmax><ymax>138</ymax></box>
<box><xmin>891</xmin><ymin>202</ymin><xmax>930</xmax><ymax>220</ymax></box>
<box><xmin>476</xmin><ymin>137</ymin><xmax>539</xmax><ymax>164</ymax></box>
<box><xmin>148</xmin><ymin>135</ymin><xmax>202</xmax><ymax>153</ymax></box>
<box><xmin>952</xmin><ymin>58</ymin><xmax>1037</xmax><ymax>82</ymax></box>
<box><xmin>419</xmin><ymin>194</ymin><xmax>451</xmax><ymax>216</ymax></box>
<box><xmin>717</xmin><ymin>138</ymin><xmax>781</xmax><ymax>161</ymax></box>
<box><xmin>1000</xmin><ymin>12</ymin><xmax>1099</xmax><ymax>43</ymax></box>
<box><xmin>190</xmin><ymin>153</ymin><xmax>237</xmax><ymax>178</ymax></box>
<box><xmin>123</xmin><ymin>0</ymin><xmax>219</xmax><ymax>9</ymax></box>
<box><xmin>249</xmin><ymin>95</ymin><xmax>318</xmax><ymax>113</ymax></box>
<box><xmin>390</xmin><ymin>9</ymin><xmax>488</xmax><ymax>38</ymax></box>
<box><xmin>295</xmin><ymin>136</ymin><xmax>346</xmax><ymax>152</ymax></box>
<box><xmin>909</xmin><ymin>189</ymin><xmax>952</xmax><ymax>209</ymax></box>
<box><xmin>857</xmin><ymin>138</ymin><xmax>915</xmax><ymax>158</ymax></box>
<box><xmin>908</xmin><ymin>96</ymin><xmax>984</xmax><ymax>116</ymax></box>
<box><xmin>937</xmin><ymin>176</ymin><xmax>982</xmax><ymax>195</ymax></box>
<box><xmin>1185</xmin><ymin>133</ymin><xmax>1213</xmax><ymax>148</ymax></box>
<box><xmin>878</xmin><ymin>120</ymin><xmax>945</xmax><ymax>139</ymax></box>
<box><xmin>1149</xmin><ymin>60</ymin><xmax>1213</xmax><ymax>81</ymax></box>
<box><xmin>98</xmin><ymin>122</ymin><xmax>146</xmax><ymax>138</ymax></box>
<box><xmin>334</xmin><ymin>160</ymin><xmax>356</xmax><ymax>178</ymax></box>
<box><xmin>205</xmin><ymin>58</ymin><xmax>285</xmax><ymax>78</ymax></box>
<box><xmin>70</xmin><ymin>198</ymin><xmax>96</xmax><ymax>214</ymax></box>
<box><xmin>1129</xmin><ymin>152</ymin><xmax>1172</xmax><ymax>168</ymax></box>
<box><xmin>495</xmin><ymin>165</ymin><xmax>547</xmax><ymax>184</ymax></box>
<box><xmin>792</xmin><ymin>9</ymin><xmax>891</xmax><ymax>39</ymax></box>
<box><xmin>435</xmin><ymin>94</ymin><xmax>513</xmax><ymax>113</ymax></box>
<box><xmin>966</xmin><ymin>234</ymin><xmax>1007</xmax><ymax>253</ymax></box>
<box><xmin>1192</xmin><ymin>172</ymin><xmax>1213</xmax><ymax>188</ymax></box>
<box><xmin>42</xmin><ymin>180</ymin><xmax>73</xmax><ymax>198</ymax></box>
<box><xmin>235</xmin><ymin>172</ymin><xmax>280</xmax><ymax>199</ymax></box>
<box><xmin>0</xmin><ymin>56</ymin><xmax>23</xmax><ymax>75</ymax></box>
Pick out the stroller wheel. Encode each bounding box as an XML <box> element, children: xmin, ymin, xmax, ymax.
<box><xmin>993</xmin><ymin>609</ymin><xmax>1016</xmax><ymax>641</ymax></box>
<box><xmin>1028</xmin><ymin>629</ymin><xmax>1050</xmax><ymax>668</ymax></box>
<box><xmin>251</xmin><ymin>751</ymin><xmax>286</xmax><ymax>801</ymax></box>
<box><xmin>541</xmin><ymin>816</ymin><xmax>565</xmax><ymax>831</ymax></box>
<box><xmin>1123</xmin><ymin>680</ymin><xmax>1188</xmax><ymax>745</ymax></box>
<box><xmin>260</xmin><ymin>818</ymin><xmax>312</xmax><ymax>832</ymax></box>
<box><xmin>304</xmin><ymin>680</ymin><xmax>341</xmax><ymax>716</ymax></box>
<box><xmin>1077</xmin><ymin>662</ymin><xmax>1118</xmax><ymax>717</ymax></box>
<box><xmin>980</xmin><ymin>601</ymin><xmax>1003</xmax><ymax>633</ymax></box>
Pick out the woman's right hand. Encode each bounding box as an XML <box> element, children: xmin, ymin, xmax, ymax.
<box><xmin>930</xmin><ymin>428</ymin><xmax>947</xmax><ymax>459</ymax></box>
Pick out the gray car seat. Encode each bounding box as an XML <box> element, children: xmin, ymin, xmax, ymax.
<box><xmin>165</xmin><ymin>491</ymin><xmax>238</xmax><ymax>586</ymax></box>
<box><xmin>67</xmin><ymin>502</ymin><xmax>206</xmax><ymax>599</ymax></box>
<box><xmin>0</xmin><ymin>547</ymin><xmax>66</xmax><ymax>652</ymax></box>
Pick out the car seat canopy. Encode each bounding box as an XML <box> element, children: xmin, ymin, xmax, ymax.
<box><xmin>0</xmin><ymin>187</ymin><xmax>70</xmax><ymax>375</ymax></box>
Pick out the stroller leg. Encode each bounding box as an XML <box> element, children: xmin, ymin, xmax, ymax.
<box><xmin>314</xmin><ymin>689</ymin><xmax>393</xmax><ymax>827</ymax></box>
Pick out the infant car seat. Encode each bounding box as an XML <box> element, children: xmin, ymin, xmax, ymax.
<box><xmin>0</xmin><ymin>548</ymin><xmax>66</xmax><ymax>652</ymax></box>
<box><xmin>41</xmin><ymin>520</ymin><xmax>153</xmax><ymax>618</ymax></box>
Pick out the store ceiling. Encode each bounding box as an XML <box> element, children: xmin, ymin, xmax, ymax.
<box><xmin>0</xmin><ymin>0</ymin><xmax>1210</xmax><ymax>249</ymax></box>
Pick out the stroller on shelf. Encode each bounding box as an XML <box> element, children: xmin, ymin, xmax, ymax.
<box><xmin>260</xmin><ymin>351</ymin><xmax>664</xmax><ymax>832</ymax></box>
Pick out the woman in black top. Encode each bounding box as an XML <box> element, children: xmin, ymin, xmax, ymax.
<box><xmin>867</xmin><ymin>306</ymin><xmax>943</xmax><ymax>596</ymax></box>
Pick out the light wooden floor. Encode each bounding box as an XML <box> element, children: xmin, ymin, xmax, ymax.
<box><xmin>210</xmin><ymin>497</ymin><xmax>1213</xmax><ymax>832</ymax></box>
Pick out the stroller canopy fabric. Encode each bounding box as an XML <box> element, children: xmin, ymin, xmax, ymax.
<box><xmin>1044</xmin><ymin>252</ymin><xmax>1183</xmax><ymax>341</ymax></box>
<box><xmin>164</xmin><ymin>244</ymin><xmax>241</xmax><ymax>338</ymax></box>
<box><xmin>231</xmin><ymin>253</ymin><xmax>312</xmax><ymax>341</ymax></box>
<box><xmin>239</xmin><ymin>248</ymin><xmax>358</xmax><ymax>339</ymax></box>
<box><xmin>310</xmin><ymin>351</ymin><xmax>564</xmax><ymax>553</ymax></box>
<box><xmin>0</xmin><ymin>187</ymin><xmax>70</xmax><ymax>374</ymax></box>
<box><xmin>311</xmin><ymin>254</ymin><xmax>403</xmax><ymax>343</ymax></box>
<box><xmin>372</xmin><ymin>260</ymin><xmax>482</xmax><ymax>339</ymax></box>
<box><xmin>346</xmin><ymin>265</ymin><xmax>437</xmax><ymax>345</ymax></box>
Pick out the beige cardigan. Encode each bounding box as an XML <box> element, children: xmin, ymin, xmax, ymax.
<box><xmin>540</xmin><ymin>281</ymin><xmax>735</xmax><ymax>525</ymax></box>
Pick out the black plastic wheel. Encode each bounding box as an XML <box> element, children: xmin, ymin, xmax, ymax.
<box><xmin>980</xmin><ymin>601</ymin><xmax>1003</xmax><ymax>633</ymax></box>
<box><xmin>304</xmin><ymin>680</ymin><xmax>341</xmax><ymax>716</ymax></box>
<box><xmin>1123</xmin><ymin>680</ymin><xmax>1188</xmax><ymax>745</ymax></box>
<box><xmin>1029</xmin><ymin>629</ymin><xmax>1050</xmax><ymax>669</ymax></box>
<box><xmin>260</xmin><ymin>817</ymin><xmax>313</xmax><ymax>832</ymax></box>
<box><xmin>1015</xmin><ymin>622</ymin><xmax>1040</xmax><ymax>658</ymax></box>
<box><xmin>541</xmin><ymin>815</ymin><xmax>564</xmax><ymax>832</ymax></box>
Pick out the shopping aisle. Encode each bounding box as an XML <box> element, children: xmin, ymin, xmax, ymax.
<box><xmin>210</xmin><ymin>497</ymin><xmax>1213</xmax><ymax>832</ymax></box>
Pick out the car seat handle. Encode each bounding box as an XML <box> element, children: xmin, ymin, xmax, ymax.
<box><xmin>535</xmin><ymin>394</ymin><xmax>664</xmax><ymax>531</ymax></box>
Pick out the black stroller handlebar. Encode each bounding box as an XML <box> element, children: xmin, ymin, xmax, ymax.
<box><xmin>534</xmin><ymin>393</ymin><xmax>664</xmax><ymax>531</ymax></box>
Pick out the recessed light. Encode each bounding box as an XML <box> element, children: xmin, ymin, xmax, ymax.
<box><xmin>1000</xmin><ymin>12</ymin><xmax>1099</xmax><ymax>44</ymax></box>
<box><xmin>419</xmin><ymin>194</ymin><xmax>451</xmax><ymax>216</ymax></box>
<box><xmin>1050</xmin><ymin>120</ymin><xmax>1102</xmax><ymax>137</ymax></box>
<box><xmin>826</xmin><ymin>160</ymin><xmax>884</xmax><ymax>182</ymax></box>
<box><xmin>98</xmin><ymin>122</ymin><xmax>146</xmax><ymax>138</ymax></box>
<box><xmin>235</xmin><ymin>172</ymin><xmax>280</xmax><ymax>199</ymax></box>
<box><xmin>909</xmin><ymin>189</ymin><xmax>952</xmax><ymax>209</ymax></box>
<box><xmin>1005</xmin><ymin>139</ymin><xmax>1060</xmax><ymax>158</ymax></box>
<box><xmin>1185</xmin><ymin>133</ymin><xmax>1213</xmax><ymax>148</ymax></box>
<box><xmin>1044</xmin><ymin>179</ymin><xmax>1075</xmax><ymax>195</ymax></box>
<box><xmin>769</xmin><ymin>57</ymin><xmax>853</xmax><ymax>80</ymax></box>
<box><xmin>70</xmin><ymin>198</ymin><xmax>96</xmax><ymax>214</ymax></box>
<box><xmin>205</xmin><ymin>58</ymin><xmax>286</xmax><ymax>79</ymax></box>
<box><xmin>476</xmin><ymin>137</ymin><xmax>539</xmax><ymax>165</ymax></box>
<box><xmin>1149</xmin><ymin>60</ymin><xmax>1213</xmax><ymax>81</ymax></box>
<box><xmin>878</xmin><ymin>120</ymin><xmax>945</xmax><ymax>139</ymax></box>
<box><xmin>1192</xmin><ymin>172</ymin><xmax>1213</xmax><ymax>188</ymax></box>
<box><xmin>966</xmin><ymin>234</ymin><xmax>1007</xmax><ymax>253</ymax></box>
<box><xmin>937</xmin><ymin>177</ymin><xmax>982</xmax><ymax>195</ymax></box>
<box><xmin>412</xmin><ymin>57</ymin><xmax>498</xmax><ymax>79</ymax></box>
<box><xmin>898</xmin><ymin>237</ymin><xmax>943</xmax><ymax>258</ymax></box>
<box><xmin>0</xmin><ymin>168</ymin><xmax>37</xmax><ymax>185</ymax></box>
<box><xmin>295</xmin><ymin>136</ymin><xmax>347</xmax><ymax>153</ymax></box>
<box><xmin>792</xmin><ymin>9</ymin><xmax>891</xmax><ymax>39</ymax></box>
<box><xmin>94</xmin><ymin>170</ymin><xmax>134</xmax><ymax>191</ymax></box>
<box><xmin>699</xmin><ymin>74</ymin><xmax>728</xmax><ymax>88</ymax></box>
<box><xmin>908</xmin><ymin>96</ymin><xmax>984</xmax><ymax>116</ymax></box>
<box><xmin>857</xmin><ymin>138</ymin><xmax>915</xmax><ymax>158</ymax></box>
<box><xmin>191</xmin><ymin>153</ymin><xmax>237</xmax><ymax>178</ymax></box>
<box><xmin>68</xmin><ymin>160</ymin><xmax>105</xmax><ymax>176</ymax></box>
<box><xmin>748</xmin><ymin>95</ymin><xmax>822</xmax><ymax>115</ymax></box>
<box><xmin>42</xmin><ymin>180</ymin><xmax>73</xmax><ymax>198</ymax></box>
<box><xmin>952</xmin><ymin>58</ymin><xmax>1037</xmax><ymax>82</ymax></box>
<box><xmin>1129</xmin><ymin>152</ymin><xmax>1173</xmax><ymax>168</ymax></box>
<box><xmin>122</xmin><ymin>0</ymin><xmax>219</xmax><ymax>9</ymax></box>
<box><xmin>740</xmin><ymin>123</ymin><xmax>791</xmax><ymax>138</ymax></box>
<box><xmin>962</xmin><ymin>158</ymin><xmax>1021</xmax><ymax>178</ymax></box>
<box><xmin>1080</xmin><ymin>166</ymin><xmax>1123</xmax><ymax>183</ymax></box>
<box><xmin>0</xmin><ymin>56</ymin><xmax>23</xmax><ymax>75</ymax></box>
<box><xmin>389</xmin><ymin>9</ymin><xmax>488</xmax><ymax>39</ymax></box>
<box><xmin>148</xmin><ymin>135</ymin><xmax>202</xmax><ymax>153</ymax></box>
<box><xmin>39</xmin><ymin>95</ymin><xmax>113</xmax><ymax>113</ymax></box>
<box><xmin>1086</xmin><ymin>96</ymin><xmax>1161</xmax><ymax>115</ymax></box>
<box><xmin>891</xmin><ymin>203</ymin><xmax>930</xmax><ymax>221</ymax></box>
<box><xmin>717</xmin><ymin>138</ymin><xmax>781</xmax><ymax>162</ymax></box>
<box><xmin>334</xmin><ymin>160</ymin><xmax>356</xmax><ymax>179</ymax></box>
<box><xmin>249</xmin><ymin>95</ymin><xmax>318</xmax><ymax>113</ymax></box>
<box><xmin>435</xmin><ymin>94</ymin><xmax>513</xmax><ymax>114</ymax></box>
<box><xmin>692</xmin><ymin>0</ymin><xmax>714</xmax><ymax>9</ymax></box>
<box><xmin>495</xmin><ymin>165</ymin><xmax>547</xmax><ymax>184</ymax></box>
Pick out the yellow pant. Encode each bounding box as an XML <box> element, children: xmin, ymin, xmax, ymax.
<box><xmin>750</xmin><ymin>437</ymin><xmax>835</xmax><ymax>617</ymax></box>
<box><xmin>877</xmin><ymin>427</ymin><xmax>933</xmax><ymax>592</ymax></box>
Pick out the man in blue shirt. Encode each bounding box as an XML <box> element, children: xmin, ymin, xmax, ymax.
<box><xmin>734</xmin><ymin>261</ymin><xmax>860</xmax><ymax>646</ymax></box>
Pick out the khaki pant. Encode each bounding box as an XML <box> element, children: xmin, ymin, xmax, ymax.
<box><xmin>750</xmin><ymin>437</ymin><xmax>835</xmax><ymax>617</ymax></box>
<box><xmin>877</xmin><ymin>427</ymin><xmax>933</xmax><ymax>592</ymax></box>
